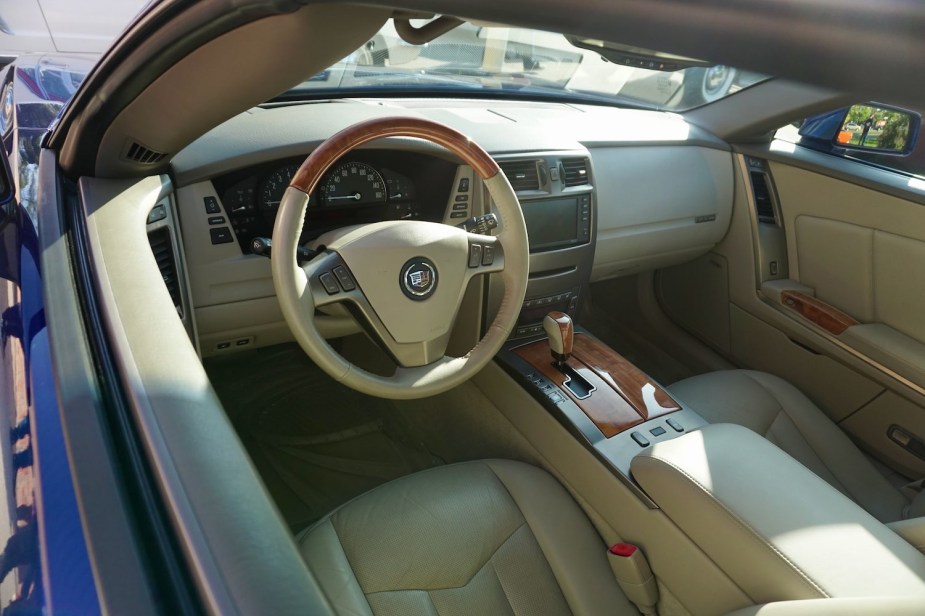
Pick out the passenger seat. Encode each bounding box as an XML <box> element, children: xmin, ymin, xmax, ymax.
<box><xmin>668</xmin><ymin>369</ymin><xmax>923</xmax><ymax>523</ymax></box>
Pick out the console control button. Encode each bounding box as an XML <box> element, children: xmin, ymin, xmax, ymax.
<box><xmin>319</xmin><ymin>273</ymin><xmax>340</xmax><ymax>295</ymax></box>
<box><xmin>332</xmin><ymin>266</ymin><xmax>356</xmax><ymax>291</ymax></box>
<box><xmin>458</xmin><ymin>177</ymin><xmax>470</xmax><ymax>192</ymax></box>
<box><xmin>147</xmin><ymin>204</ymin><xmax>167</xmax><ymax>224</ymax></box>
<box><xmin>208</xmin><ymin>216</ymin><xmax>226</xmax><ymax>225</ymax></box>
<box><xmin>667</xmin><ymin>418</ymin><xmax>684</xmax><ymax>433</ymax></box>
<box><xmin>481</xmin><ymin>245</ymin><xmax>494</xmax><ymax>266</ymax></box>
<box><xmin>650</xmin><ymin>426</ymin><xmax>667</xmax><ymax>437</ymax></box>
<box><xmin>450</xmin><ymin>212</ymin><xmax>467</xmax><ymax>218</ymax></box>
<box><xmin>204</xmin><ymin>196</ymin><xmax>222</xmax><ymax>214</ymax></box>
<box><xmin>453</xmin><ymin>203</ymin><xmax>468</xmax><ymax>211</ymax></box>
<box><xmin>454</xmin><ymin>194</ymin><xmax>468</xmax><ymax>202</ymax></box>
<box><xmin>630</xmin><ymin>431</ymin><xmax>650</xmax><ymax>447</ymax></box>
<box><xmin>209</xmin><ymin>227</ymin><xmax>234</xmax><ymax>245</ymax></box>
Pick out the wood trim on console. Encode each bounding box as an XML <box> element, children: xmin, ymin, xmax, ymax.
<box><xmin>289</xmin><ymin>116</ymin><xmax>501</xmax><ymax>195</ymax></box>
<box><xmin>514</xmin><ymin>334</ymin><xmax>680</xmax><ymax>438</ymax></box>
<box><xmin>780</xmin><ymin>290</ymin><xmax>859</xmax><ymax>335</ymax></box>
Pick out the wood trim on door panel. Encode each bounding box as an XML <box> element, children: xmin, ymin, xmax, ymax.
<box><xmin>780</xmin><ymin>290</ymin><xmax>859</xmax><ymax>335</ymax></box>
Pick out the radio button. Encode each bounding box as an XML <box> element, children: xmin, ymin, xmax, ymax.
<box><xmin>332</xmin><ymin>266</ymin><xmax>356</xmax><ymax>291</ymax></box>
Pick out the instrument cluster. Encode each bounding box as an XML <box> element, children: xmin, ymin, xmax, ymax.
<box><xmin>213</xmin><ymin>150</ymin><xmax>454</xmax><ymax>253</ymax></box>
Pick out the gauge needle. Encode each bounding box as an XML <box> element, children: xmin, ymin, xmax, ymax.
<box><xmin>327</xmin><ymin>193</ymin><xmax>362</xmax><ymax>202</ymax></box>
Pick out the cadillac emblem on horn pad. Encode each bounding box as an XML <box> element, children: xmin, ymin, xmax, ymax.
<box><xmin>400</xmin><ymin>257</ymin><xmax>438</xmax><ymax>300</ymax></box>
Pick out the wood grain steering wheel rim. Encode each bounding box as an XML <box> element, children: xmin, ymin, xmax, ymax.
<box><xmin>271</xmin><ymin>117</ymin><xmax>529</xmax><ymax>400</ymax></box>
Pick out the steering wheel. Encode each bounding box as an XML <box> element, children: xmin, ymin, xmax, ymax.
<box><xmin>271</xmin><ymin>117</ymin><xmax>528</xmax><ymax>400</ymax></box>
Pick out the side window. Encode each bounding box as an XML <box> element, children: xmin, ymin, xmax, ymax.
<box><xmin>775</xmin><ymin>102</ymin><xmax>924</xmax><ymax>178</ymax></box>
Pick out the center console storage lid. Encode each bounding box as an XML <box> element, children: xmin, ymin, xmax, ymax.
<box><xmin>630</xmin><ymin>423</ymin><xmax>925</xmax><ymax>604</ymax></box>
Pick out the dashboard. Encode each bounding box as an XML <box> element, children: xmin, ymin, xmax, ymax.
<box><xmin>168</xmin><ymin>98</ymin><xmax>734</xmax><ymax>356</ymax></box>
<box><xmin>210</xmin><ymin>150</ymin><xmax>458</xmax><ymax>252</ymax></box>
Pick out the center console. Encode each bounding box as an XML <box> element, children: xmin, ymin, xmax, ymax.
<box><xmin>490</xmin><ymin>152</ymin><xmax>596</xmax><ymax>339</ymax></box>
<box><xmin>496</xmin><ymin>311</ymin><xmax>708</xmax><ymax>504</ymax></box>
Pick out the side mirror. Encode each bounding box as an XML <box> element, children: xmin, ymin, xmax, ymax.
<box><xmin>832</xmin><ymin>103</ymin><xmax>920</xmax><ymax>155</ymax></box>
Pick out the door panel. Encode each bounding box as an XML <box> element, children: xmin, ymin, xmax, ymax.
<box><xmin>729</xmin><ymin>305</ymin><xmax>883</xmax><ymax>423</ymax></box>
<box><xmin>659</xmin><ymin>145</ymin><xmax>925</xmax><ymax>477</ymax></box>
<box><xmin>794</xmin><ymin>216</ymin><xmax>874</xmax><ymax>321</ymax></box>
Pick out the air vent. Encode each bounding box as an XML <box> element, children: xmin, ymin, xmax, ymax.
<box><xmin>499</xmin><ymin>160</ymin><xmax>540</xmax><ymax>192</ymax></box>
<box><xmin>124</xmin><ymin>140</ymin><xmax>167</xmax><ymax>164</ymax></box>
<box><xmin>148</xmin><ymin>227</ymin><xmax>182</xmax><ymax>312</ymax></box>
<box><xmin>749</xmin><ymin>171</ymin><xmax>777</xmax><ymax>224</ymax></box>
<box><xmin>560</xmin><ymin>158</ymin><xmax>589</xmax><ymax>187</ymax></box>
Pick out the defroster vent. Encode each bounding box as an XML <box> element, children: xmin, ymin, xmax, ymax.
<box><xmin>499</xmin><ymin>160</ymin><xmax>540</xmax><ymax>192</ymax></box>
<box><xmin>148</xmin><ymin>227</ymin><xmax>182</xmax><ymax>312</ymax></box>
<box><xmin>560</xmin><ymin>158</ymin><xmax>589</xmax><ymax>187</ymax></box>
<box><xmin>124</xmin><ymin>140</ymin><xmax>167</xmax><ymax>164</ymax></box>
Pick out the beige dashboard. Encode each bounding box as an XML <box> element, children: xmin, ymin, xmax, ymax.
<box><xmin>167</xmin><ymin>98</ymin><xmax>735</xmax><ymax>356</ymax></box>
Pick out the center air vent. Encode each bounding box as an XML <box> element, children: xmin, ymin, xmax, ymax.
<box><xmin>499</xmin><ymin>160</ymin><xmax>541</xmax><ymax>192</ymax></box>
<box><xmin>148</xmin><ymin>227</ymin><xmax>182</xmax><ymax>313</ymax></box>
<box><xmin>749</xmin><ymin>171</ymin><xmax>777</xmax><ymax>224</ymax></box>
<box><xmin>560</xmin><ymin>158</ymin><xmax>589</xmax><ymax>187</ymax></box>
<box><xmin>124</xmin><ymin>140</ymin><xmax>167</xmax><ymax>164</ymax></box>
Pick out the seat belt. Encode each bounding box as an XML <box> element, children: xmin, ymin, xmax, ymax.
<box><xmin>607</xmin><ymin>543</ymin><xmax>659</xmax><ymax>615</ymax></box>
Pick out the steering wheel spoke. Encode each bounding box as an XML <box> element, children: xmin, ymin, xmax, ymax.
<box><xmin>302</xmin><ymin>251</ymin><xmax>366</xmax><ymax>310</ymax></box>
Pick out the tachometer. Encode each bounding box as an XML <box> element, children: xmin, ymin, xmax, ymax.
<box><xmin>258</xmin><ymin>164</ymin><xmax>299</xmax><ymax>213</ymax></box>
<box><xmin>320</xmin><ymin>162</ymin><xmax>386</xmax><ymax>207</ymax></box>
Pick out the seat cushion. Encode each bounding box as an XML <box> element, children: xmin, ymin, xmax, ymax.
<box><xmin>298</xmin><ymin>459</ymin><xmax>635</xmax><ymax>616</ymax></box>
<box><xmin>668</xmin><ymin>369</ymin><xmax>909</xmax><ymax>522</ymax></box>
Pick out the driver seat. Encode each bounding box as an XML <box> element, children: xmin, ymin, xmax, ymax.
<box><xmin>298</xmin><ymin>459</ymin><xmax>637</xmax><ymax>615</ymax></box>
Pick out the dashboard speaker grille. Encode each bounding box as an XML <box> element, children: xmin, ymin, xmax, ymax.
<box><xmin>148</xmin><ymin>227</ymin><xmax>182</xmax><ymax>312</ymax></box>
<box><xmin>499</xmin><ymin>160</ymin><xmax>540</xmax><ymax>191</ymax></box>
<box><xmin>749</xmin><ymin>171</ymin><xmax>777</xmax><ymax>224</ymax></box>
<box><xmin>560</xmin><ymin>158</ymin><xmax>589</xmax><ymax>186</ymax></box>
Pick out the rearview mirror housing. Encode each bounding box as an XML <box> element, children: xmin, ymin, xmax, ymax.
<box><xmin>564</xmin><ymin>36</ymin><xmax>712</xmax><ymax>71</ymax></box>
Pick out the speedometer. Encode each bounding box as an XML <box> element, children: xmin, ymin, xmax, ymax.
<box><xmin>320</xmin><ymin>162</ymin><xmax>387</xmax><ymax>207</ymax></box>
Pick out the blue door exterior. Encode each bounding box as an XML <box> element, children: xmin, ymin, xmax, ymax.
<box><xmin>0</xmin><ymin>98</ymin><xmax>100</xmax><ymax>613</ymax></box>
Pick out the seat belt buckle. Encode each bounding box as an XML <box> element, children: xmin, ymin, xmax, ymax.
<box><xmin>608</xmin><ymin>543</ymin><xmax>659</xmax><ymax>615</ymax></box>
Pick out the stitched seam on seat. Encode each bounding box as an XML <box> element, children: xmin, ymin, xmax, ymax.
<box><xmin>641</xmin><ymin>456</ymin><xmax>830</xmax><ymax>598</ymax></box>
<box><xmin>742</xmin><ymin>372</ymin><xmax>857</xmax><ymax>498</ymax></box>
<box><xmin>488</xmin><ymin>560</ymin><xmax>517</xmax><ymax>616</ymax></box>
<box><xmin>301</xmin><ymin>520</ymin><xmax>373</xmax><ymax>614</ymax></box>
<box><xmin>363</xmin><ymin>522</ymin><xmax>529</xmax><ymax>594</ymax></box>
<box><xmin>482</xmin><ymin>462</ymin><xmax>578</xmax><ymax>612</ymax></box>
<box><xmin>740</xmin><ymin>372</ymin><xmax>791</xmax><ymax>435</ymax></box>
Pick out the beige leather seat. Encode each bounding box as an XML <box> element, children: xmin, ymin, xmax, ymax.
<box><xmin>298</xmin><ymin>459</ymin><xmax>637</xmax><ymax>615</ymax></box>
<box><xmin>668</xmin><ymin>369</ymin><xmax>922</xmax><ymax>523</ymax></box>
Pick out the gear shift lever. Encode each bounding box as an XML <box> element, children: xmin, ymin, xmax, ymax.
<box><xmin>543</xmin><ymin>311</ymin><xmax>574</xmax><ymax>368</ymax></box>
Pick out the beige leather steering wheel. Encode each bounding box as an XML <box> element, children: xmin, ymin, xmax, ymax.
<box><xmin>272</xmin><ymin>117</ymin><xmax>528</xmax><ymax>399</ymax></box>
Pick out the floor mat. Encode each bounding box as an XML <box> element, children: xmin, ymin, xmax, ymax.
<box><xmin>205</xmin><ymin>344</ymin><xmax>443</xmax><ymax>531</ymax></box>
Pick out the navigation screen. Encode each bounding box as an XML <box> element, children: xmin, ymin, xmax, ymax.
<box><xmin>523</xmin><ymin>197</ymin><xmax>579</xmax><ymax>250</ymax></box>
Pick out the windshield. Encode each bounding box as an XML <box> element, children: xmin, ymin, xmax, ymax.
<box><xmin>285</xmin><ymin>21</ymin><xmax>768</xmax><ymax>111</ymax></box>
